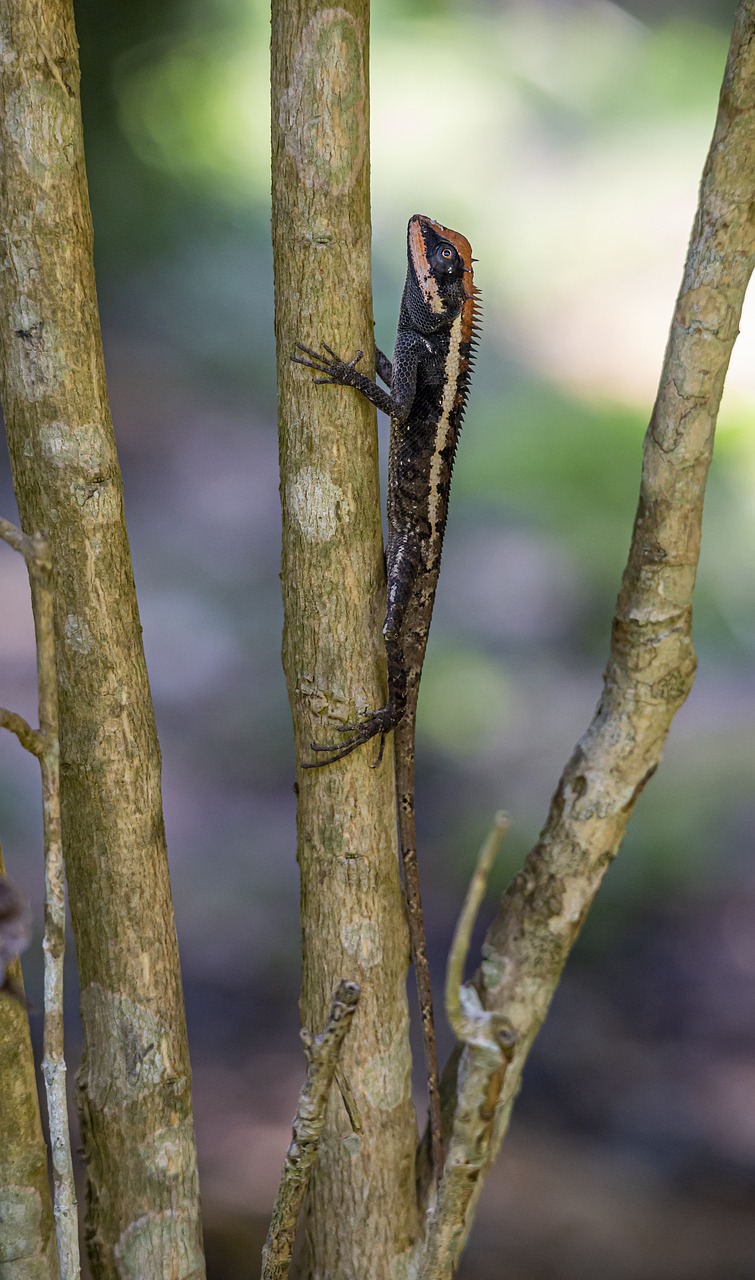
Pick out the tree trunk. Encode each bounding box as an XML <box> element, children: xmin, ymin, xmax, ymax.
<box><xmin>0</xmin><ymin>3</ymin><xmax>204</xmax><ymax>1276</ymax></box>
<box><xmin>271</xmin><ymin>2</ymin><xmax>419</xmax><ymax>1275</ymax></box>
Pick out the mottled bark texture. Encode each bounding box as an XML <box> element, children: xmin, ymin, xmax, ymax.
<box><xmin>262</xmin><ymin>981</ymin><xmax>361</xmax><ymax>1280</ymax></box>
<box><xmin>432</xmin><ymin>4</ymin><xmax>755</xmax><ymax>1267</ymax></box>
<box><xmin>272</xmin><ymin>2</ymin><xmax>419</xmax><ymax>1276</ymax></box>
<box><xmin>0</xmin><ymin>852</ymin><xmax>59</xmax><ymax>1280</ymax></box>
<box><xmin>0</xmin><ymin>3</ymin><xmax>204</xmax><ymax>1277</ymax></box>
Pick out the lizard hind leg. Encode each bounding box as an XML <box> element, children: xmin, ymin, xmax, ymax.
<box><xmin>302</xmin><ymin>703</ymin><xmax>400</xmax><ymax>769</ymax></box>
<box><xmin>302</xmin><ymin>533</ymin><xmax>418</xmax><ymax>770</ymax></box>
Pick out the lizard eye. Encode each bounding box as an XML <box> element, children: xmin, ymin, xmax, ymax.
<box><xmin>432</xmin><ymin>242</ymin><xmax>463</xmax><ymax>280</ymax></box>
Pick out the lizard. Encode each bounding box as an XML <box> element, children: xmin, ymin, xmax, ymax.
<box><xmin>292</xmin><ymin>213</ymin><xmax>480</xmax><ymax>1182</ymax></box>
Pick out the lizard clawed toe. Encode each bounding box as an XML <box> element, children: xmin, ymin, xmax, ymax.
<box><xmin>302</xmin><ymin>708</ymin><xmax>395</xmax><ymax>768</ymax></box>
<box><xmin>301</xmin><ymin>734</ymin><xmax>372</xmax><ymax>769</ymax></box>
<box><xmin>292</xmin><ymin>342</ymin><xmax>365</xmax><ymax>386</ymax></box>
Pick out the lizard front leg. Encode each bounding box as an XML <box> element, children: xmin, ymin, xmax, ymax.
<box><xmin>293</xmin><ymin>343</ymin><xmax>398</xmax><ymax>418</ymax></box>
<box><xmin>294</xmin><ymin>341</ymin><xmax>391</xmax><ymax>387</ymax></box>
<box><xmin>293</xmin><ymin>336</ymin><xmax>424</xmax><ymax>426</ymax></box>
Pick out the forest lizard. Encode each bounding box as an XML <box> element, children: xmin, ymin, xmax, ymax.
<box><xmin>293</xmin><ymin>213</ymin><xmax>480</xmax><ymax>1181</ymax></box>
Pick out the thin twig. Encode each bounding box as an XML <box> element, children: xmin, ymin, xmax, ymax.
<box><xmin>418</xmin><ymin>818</ymin><xmax>515</xmax><ymax>1280</ymax></box>
<box><xmin>445</xmin><ymin>813</ymin><xmax>509</xmax><ymax>1040</ymax></box>
<box><xmin>0</xmin><ymin>516</ymin><xmax>80</xmax><ymax>1279</ymax></box>
<box><xmin>0</xmin><ymin>707</ymin><xmax>44</xmax><ymax>756</ymax></box>
<box><xmin>0</xmin><ymin>513</ymin><xmax>28</xmax><ymax>554</ymax></box>
<box><xmin>261</xmin><ymin>980</ymin><xmax>361</xmax><ymax>1280</ymax></box>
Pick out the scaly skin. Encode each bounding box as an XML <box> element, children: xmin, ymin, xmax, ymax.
<box><xmin>293</xmin><ymin>214</ymin><xmax>480</xmax><ymax>1184</ymax></box>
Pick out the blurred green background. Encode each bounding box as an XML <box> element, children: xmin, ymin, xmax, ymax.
<box><xmin>1</xmin><ymin>1</ymin><xmax>754</xmax><ymax>1275</ymax></box>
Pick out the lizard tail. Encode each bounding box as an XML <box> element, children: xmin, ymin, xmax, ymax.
<box><xmin>394</xmin><ymin>711</ymin><xmax>443</xmax><ymax>1182</ymax></box>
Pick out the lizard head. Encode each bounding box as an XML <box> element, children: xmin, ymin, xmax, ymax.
<box><xmin>407</xmin><ymin>215</ymin><xmax>474</xmax><ymax>324</ymax></box>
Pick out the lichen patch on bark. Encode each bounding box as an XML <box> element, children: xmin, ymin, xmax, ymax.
<box><xmin>341</xmin><ymin>919</ymin><xmax>383</xmax><ymax>967</ymax></box>
<box><xmin>287</xmin><ymin>465</ymin><xmax>350</xmax><ymax>543</ymax></box>
<box><xmin>279</xmin><ymin>8</ymin><xmax>367</xmax><ymax>196</ymax></box>
<box><xmin>79</xmin><ymin>985</ymin><xmax>175</xmax><ymax>1108</ymax></box>
<box><xmin>362</xmin><ymin>1035</ymin><xmax>412</xmax><ymax>1111</ymax></box>
<box><xmin>113</xmin><ymin>1210</ymin><xmax>204</xmax><ymax>1280</ymax></box>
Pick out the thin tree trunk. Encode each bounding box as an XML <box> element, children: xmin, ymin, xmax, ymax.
<box><xmin>0</xmin><ymin>3</ymin><xmax>205</xmax><ymax>1277</ymax></box>
<box><xmin>272</xmin><ymin>2</ymin><xmax>419</xmax><ymax>1275</ymax></box>
<box><xmin>0</xmin><ymin>852</ymin><xmax>59</xmax><ymax>1280</ymax></box>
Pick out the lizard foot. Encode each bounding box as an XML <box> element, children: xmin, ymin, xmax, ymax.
<box><xmin>302</xmin><ymin>706</ymin><xmax>398</xmax><ymax>769</ymax></box>
<box><xmin>292</xmin><ymin>342</ymin><xmax>364</xmax><ymax>387</ymax></box>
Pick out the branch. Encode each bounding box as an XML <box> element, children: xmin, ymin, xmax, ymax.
<box><xmin>0</xmin><ymin>707</ymin><xmax>44</xmax><ymax>757</ymax></box>
<box><xmin>261</xmin><ymin>981</ymin><xmax>361</xmax><ymax>1280</ymax></box>
<box><xmin>418</xmin><ymin>818</ymin><xmax>514</xmax><ymax>1280</ymax></box>
<box><xmin>445</xmin><ymin>813</ymin><xmax>510</xmax><ymax>1040</ymax></box>
<box><xmin>0</xmin><ymin>516</ymin><xmax>80</xmax><ymax>1278</ymax></box>
<box><xmin>437</xmin><ymin>2</ymin><xmax>755</xmax><ymax>1261</ymax></box>
<box><xmin>0</xmin><ymin>514</ymin><xmax>30</xmax><ymax>555</ymax></box>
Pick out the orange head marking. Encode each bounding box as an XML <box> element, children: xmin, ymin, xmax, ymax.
<box><xmin>408</xmin><ymin>214</ymin><xmax>476</xmax><ymax>337</ymax></box>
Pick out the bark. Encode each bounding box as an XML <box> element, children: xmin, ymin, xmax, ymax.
<box><xmin>0</xmin><ymin>852</ymin><xmax>59</xmax><ymax>1280</ymax></box>
<box><xmin>272</xmin><ymin>2</ymin><xmax>419</xmax><ymax>1276</ymax></box>
<box><xmin>262</xmin><ymin>981</ymin><xmax>361</xmax><ymax>1280</ymax></box>
<box><xmin>431</xmin><ymin>3</ymin><xmax>755</xmax><ymax>1265</ymax></box>
<box><xmin>0</xmin><ymin>3</ymin><xmax>204</xmax><ymax>1277</ymax></box>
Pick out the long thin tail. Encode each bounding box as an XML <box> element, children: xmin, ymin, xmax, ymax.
<box><xmin>394</xmin><ymin>711</ymin><xmax>443</xmax><ymax>1181</ymax></box>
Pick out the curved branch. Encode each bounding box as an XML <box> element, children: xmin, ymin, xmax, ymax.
<box><xmin>441</xmin><ymin>0</ymin><xmax>755</xmax><ymax>1260</ymax></box>
<box><xmin>0</xmin><ymin>706</ymin><xmax>44</xmax><ymax>757</ymax></box>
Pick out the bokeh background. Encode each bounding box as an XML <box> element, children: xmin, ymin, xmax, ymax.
<box><xmin>1</xmin><ymin>0</ymin><xmax>755</xmax><ymax>1275</ymax></box>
